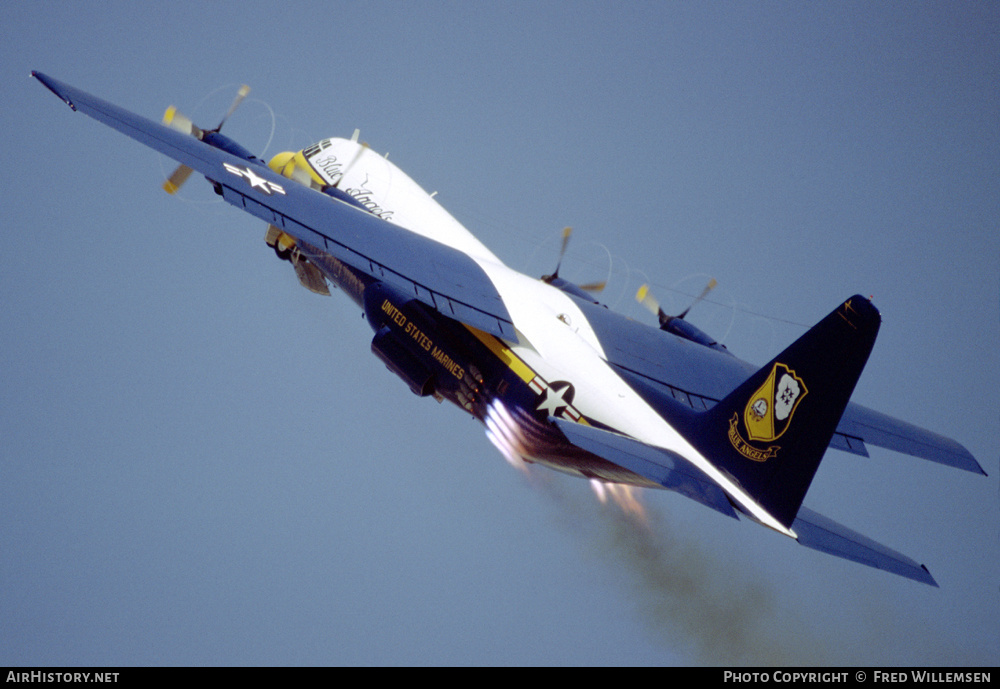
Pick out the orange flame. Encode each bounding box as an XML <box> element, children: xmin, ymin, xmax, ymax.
<box><xmin>590</xmin><ymin>479</ymin><xmax>648</xmax><ymax>528</ymax></box>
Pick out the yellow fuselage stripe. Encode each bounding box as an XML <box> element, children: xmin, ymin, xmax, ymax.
<box><xmin>464</xmin><ymin>325</ymin><xmax>535</xmax><ymax>383</ymax></box>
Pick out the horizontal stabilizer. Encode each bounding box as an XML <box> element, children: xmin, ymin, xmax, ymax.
<box><xmin>555</xmin><ymin>416</ymin><xmax>940</xmax><ymax>585</ymax></box>
<box><xmin>793</xmin><ymin>507</ymin><xmax>938</xmax><ymax>586</ymax></box>
<box><xmin>552</xmin><ymin>418</ymin><xmax>739</xmax><ymax>520</ymax></box>
<box><xmin>838</xmin><ymin>404</ymin><xmax>986</xmax><ymax>475</ymax></box>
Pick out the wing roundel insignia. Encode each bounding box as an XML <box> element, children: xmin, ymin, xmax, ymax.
<box><xmin>223</xmin><ymin>162</ymin><xmax>286</xmax><ymax>196</ymax></box>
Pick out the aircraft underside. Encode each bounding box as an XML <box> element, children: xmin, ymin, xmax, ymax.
<box><xmin>288</xmin><ymin>237</ymin><xmax>658</xmax><ymax>488</ymax></box>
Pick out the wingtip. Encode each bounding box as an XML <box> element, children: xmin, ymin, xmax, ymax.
<box><xmin>31</xmin><ymin>70</ymin><xmax>76</xmax><ymax>111</ymax></box>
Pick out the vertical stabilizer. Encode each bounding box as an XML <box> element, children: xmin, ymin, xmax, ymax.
<box><xmin>683</xmin><ymin>296</ymin><xmax>880</xmax><ymax>529</ymax></box>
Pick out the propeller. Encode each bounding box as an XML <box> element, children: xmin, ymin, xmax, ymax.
<box><xmin>161</xmin><ymin>84</ymin><xmax>250</xmax><ymax>195</ymax></box>
<box><xmin>636</xmin><ymin>278</ymin><xmax>717</xmax><ymax>327</ymax></box>
<box><xmin>541</xmin><ymin>227</ymin><xmax>607</xmax><ymax>293</ymax></box>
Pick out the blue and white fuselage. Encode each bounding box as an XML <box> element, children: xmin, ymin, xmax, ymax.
<box><xmin>271</xmin><ymin>136</ymin><xmax>794</xmax><ymax>534</ymax></box>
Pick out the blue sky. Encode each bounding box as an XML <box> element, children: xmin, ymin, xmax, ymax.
<box><xmin>2</xmin><ymin>1</ymin><xmax>997</xmax><ymax>666</ymax></box>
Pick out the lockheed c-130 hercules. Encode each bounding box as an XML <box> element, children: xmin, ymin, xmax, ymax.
<box><xmin>32</xmin><ymin>72</ymin><xmax>985</xmax><ymax>586</ymax></box>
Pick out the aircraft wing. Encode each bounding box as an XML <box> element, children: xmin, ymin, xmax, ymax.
<box><xmin>32</xmin><ymin>72</ymin><xmax>515</xmax><ymax>342</ymax></box>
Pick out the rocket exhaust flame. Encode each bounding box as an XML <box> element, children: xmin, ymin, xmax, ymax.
<box><xmin>484</xmin><ymin>401</ymin><xmax>530</xmax><ymax>472</ymax></box>
<box><xmin>589</xmin><ymin>478</ymin><xmax>607</xmax><ymax>503</ymax></box>
<box><xmin>590</xmin><ymin>479</ymin><xmax>648</xmax><ymax>526</ymax></box>
<box><xmin>487</xmin><ymin>399</ymin><xmax>649</xmax><ymax>520</ymax></box>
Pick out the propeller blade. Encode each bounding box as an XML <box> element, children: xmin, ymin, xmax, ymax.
<box><xmin>542</xmin><ymin>227</ymin><xmax>573</xmax><ymax>282</ymax></box>
<box><xmin>163</xmin><ymin>164</ymin><xmax>194</xmax><ymax>195</ymax></box>
<box><xmin>215</xmin><ymin>84</ymin><xmax>250</xmax><ymax>132</ymax></box>
<box><xmin>677</xmin><ymin>278</ymin><xmax>718</xmax><ymax>319</ymax></box>
<box><xmin>636</xmin><ymin>283</ymin><xmax>663</xmax><ymax>317</ymax></box>
<box><xmin>162</xmin><ymin>105</ymin><xmax>202</xmax><ymax>138</ymax></box>
<box><xmin>161</xmin><ymin>107</ymin><xmax>201</xmax><ymax>193</ymax></box>
<box><xmin>553</xmin><ymin>226</ymin><xmax>572</xmax><ymax>278</ymax></box>
<box><xmin>637</xmin><ymin>278</ymin><xmax>717</xmax><ymax>326</ymax></box>
<box><xmin>578</xmin><ymin>280</ymin><xmax>607</xmax><ymax>293</ymax></box>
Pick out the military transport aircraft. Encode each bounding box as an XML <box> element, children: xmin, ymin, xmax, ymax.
<box><xmin>33</xmin><ymin>72</ymin><xmax>985</xmax><ymax>586</ymax></box>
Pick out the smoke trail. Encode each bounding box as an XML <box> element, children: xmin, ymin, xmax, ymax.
<box><xmin>535</xmin><ymin>475</ymin><xmax>832</xmax><ymax>665</ymax></box>
<box><xmin>600</xmin><ymin>504</ymin><xmax>814</xmax><ymax>664</ymax></box>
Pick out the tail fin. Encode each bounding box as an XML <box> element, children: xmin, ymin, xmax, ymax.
<box><xmin>687</xmin><ymin>296</ymin><xmax>880</xmax><ymax>529</ymax></box>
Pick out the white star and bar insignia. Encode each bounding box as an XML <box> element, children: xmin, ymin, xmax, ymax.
<box><xmin>534</xmin><ymin>380</ymin><xmax>581</xmax><ymax>422</ymax></box>
<box><xmin>223</xmin><ymin>163</ymin><xmax>286</xmax><ymax>195</ymax></box>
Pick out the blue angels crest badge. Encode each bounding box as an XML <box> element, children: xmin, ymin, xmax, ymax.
<box><xmin>728</xmin><ymin>362</ymin><xmax>808</xmax><ymax>462</ymax></box>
